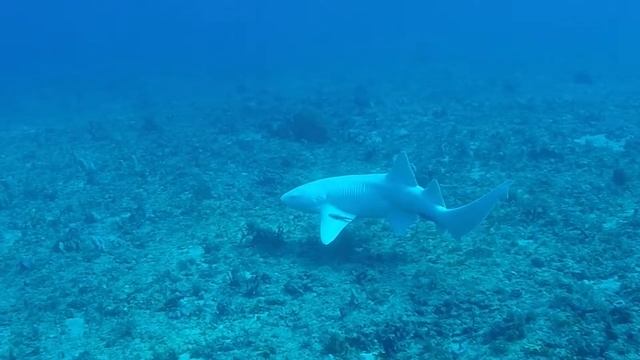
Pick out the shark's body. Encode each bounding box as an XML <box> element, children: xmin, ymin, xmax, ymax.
<box><xmin>281</xmin><ymin>152</ymin><xmax>511</xmax><ymax>244</ymax></box>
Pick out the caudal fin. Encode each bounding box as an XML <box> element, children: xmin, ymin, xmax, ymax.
<box><xmin>434</xmin><ymin>181</ymin><xmax>512</xmax><ymax>239</ymax></box>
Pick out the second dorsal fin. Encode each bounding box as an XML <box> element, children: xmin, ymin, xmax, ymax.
<box><xmin>424</xmin><ymin>179</ymin><xmax>446</xmax><ymax>207</ymax></box>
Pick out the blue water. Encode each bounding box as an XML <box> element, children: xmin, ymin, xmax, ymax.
<box><xmin>1</xmin><ymin>1</ymin><xmax>639</xmax><ymax>359</ymax></box>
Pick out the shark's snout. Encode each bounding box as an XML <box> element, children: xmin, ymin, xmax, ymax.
<box><xmin>280</xmin><ymin>186</ymin><xmax>319</xmax><ymax>212</ymax></box>
<box><xmin>280</xmin><ymin>189</ymin><xmax>300</xmax><ymax>208</ymax></box>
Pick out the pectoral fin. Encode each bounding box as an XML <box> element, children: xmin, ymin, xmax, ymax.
<box><xmin>320</xmin><ymin>205</ymin><xmax>356</xmax><ymax>245</ymax></box>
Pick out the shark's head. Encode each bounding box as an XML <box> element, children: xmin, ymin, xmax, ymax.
<box><xmin>280</xmin><ymin>183</ymin><xmax>325</xmax><ymax>213</ymax></box>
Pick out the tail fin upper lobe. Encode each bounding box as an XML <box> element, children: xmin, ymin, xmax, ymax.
<box><xmin>431</xmin><ymin>181</ymin><xmax>512</xmax><ymax>239</ymax></box>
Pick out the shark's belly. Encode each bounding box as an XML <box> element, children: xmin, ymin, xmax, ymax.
<box><xmin>337</xmin><ymin>197</ymin><xmax>390</xmax><ymax>217</ymax></box>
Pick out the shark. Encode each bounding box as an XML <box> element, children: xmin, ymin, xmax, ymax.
<box><xmin>280</xmin><ymin>152</ymin><xmax>512</xmax><ymax>245</ymax></box>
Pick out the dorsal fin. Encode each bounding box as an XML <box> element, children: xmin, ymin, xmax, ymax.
<box><xmin>386</xmin><ymin>152</ymin><xmax>417</xmax><ymax>186</ymax></box>
<box><xmin>424</xmin><ymin>179</ymin><xmax>446</xmax><ymax>207</ymax></box>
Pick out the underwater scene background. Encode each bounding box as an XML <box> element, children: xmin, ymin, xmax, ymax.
<box><xmin>1</xmin><ymin>1</ymin><xmax>640</xmax><ymax>359</ymax></box>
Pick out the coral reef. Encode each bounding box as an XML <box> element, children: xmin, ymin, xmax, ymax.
<box><xmin>1</xmin><ymin>72</ymin><xmax>639</xmax><ymax>359</ymax></box>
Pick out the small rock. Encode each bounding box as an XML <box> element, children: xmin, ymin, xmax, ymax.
<box><xmin>65</xmin><ymin>317</ymin><xmax>85</xmax><ymax>338</ymax></box>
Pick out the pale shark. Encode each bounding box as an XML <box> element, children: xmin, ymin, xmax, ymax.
<box><xmin>281</xmin><ymin>152</ymin><xmax>511</xmax><ymax>244</ymax></box>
